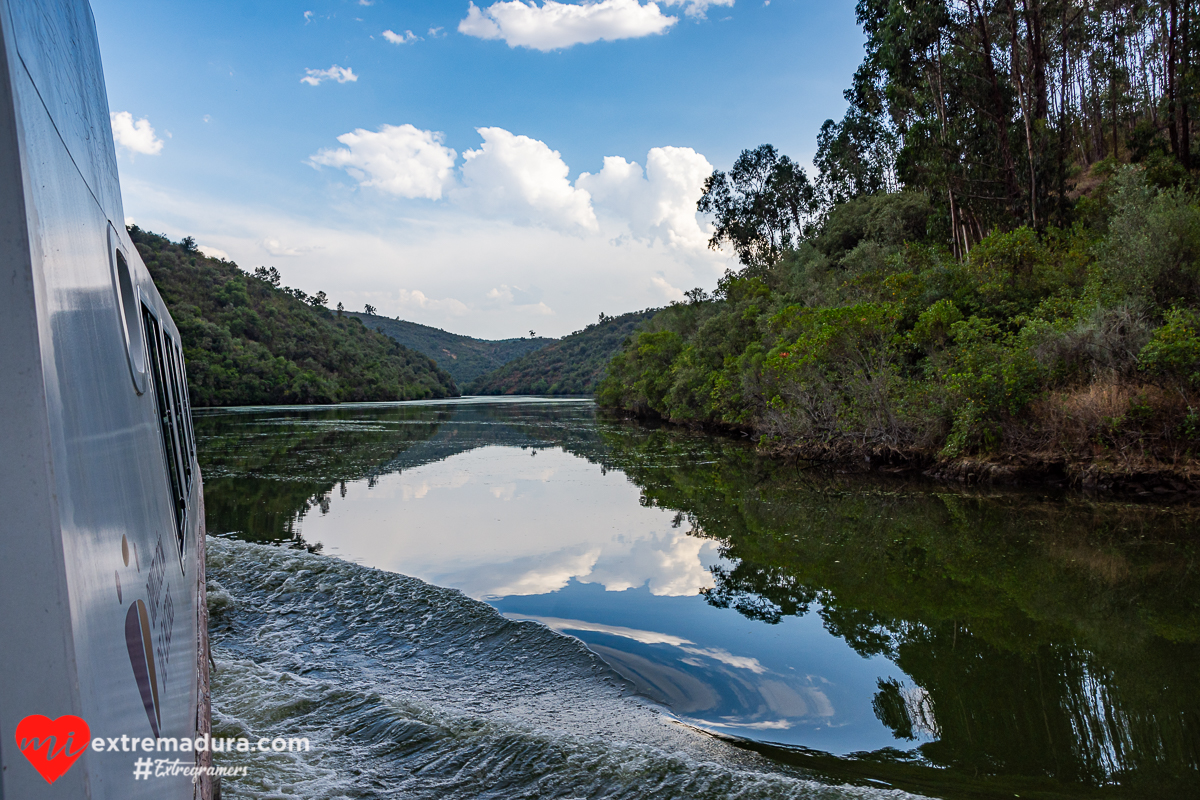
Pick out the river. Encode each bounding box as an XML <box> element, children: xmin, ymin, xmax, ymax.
<box><xmin>196</xmin><ymin>398</ymin><xmax>1200</xmax><ymax>799</ymax></box>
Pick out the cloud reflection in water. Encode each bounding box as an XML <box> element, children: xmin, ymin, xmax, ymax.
<box><xmin>510</xmin><ymin>614</ymin><xmax>836</xmax><ymax>727</ymax></box>
<box><xmin>304</xmin><ymin>446</ymin><xmax>725</xmax><ymax>600</ymax></box>
<box><xmin>296</xmin><ymin>440</ymin><xmax>855</xmax><ymax>741</ymax></box>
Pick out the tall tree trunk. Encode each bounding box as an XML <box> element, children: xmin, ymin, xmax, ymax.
<box><xmin>1111</xmin><ymin>4</ymin><xmax>1121</xmax><ymax>160</ymax></box>
<box><xmin>1171</xmin><ymin>0</ymin><xmax>1180</xmax><ymax>156</ymax></box>
<box><xmin>1009</xmin><ymin>0</ymin><xmax>1038</xmax><ymax>225</ymax></box>
<box><xmin>1088</xmin><ymin>53</ymin><xmax>1105</xmax><ymax>159</ymax></box>
<box><xmin>1059</xmin><ymin>4</ymin><xmax>1071</xmax><ymax>223</ymax></box>
<box><xmin>1022</xmin><ymin>0</ymin><xmax>1049</xmax><ymax>119</ymax></box>
<box><xmin>1184</xmin><ymin>0</ymin><xmax>1193</xmax><ymax>167</ymax></box>
<box><xmin>934</xmin><ymin>36</ymin><xmax>962</xmax><ymax>258</ymax></box>
<box><xmin>969</xmin><ymin>0</ymin><xmax>1022</xmax><ymax>214</ymax></box>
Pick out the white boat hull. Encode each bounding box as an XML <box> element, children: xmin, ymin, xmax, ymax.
<box><xmin>0</xmin><ymin>0</ymin><xmax>209</xmax><ymax>797</ymax></box>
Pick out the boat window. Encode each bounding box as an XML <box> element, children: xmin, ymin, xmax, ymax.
<box><xmin>164</xmin><ymin>337</ymin><xmax>194</xmax><ymax>487</ymax></box>
<box><xmin>167</xmin><ymin>338</ymin><xmax>196</xmax><ymax>460</ymax></box>
<box><xmin>142</xmin><ymin>304</ymin><xmax>188</xmax><ymax>553</ymax></box>
<box><xmin>174</xmin><ymin>343</ymin><xmax>198</xmax><ymax>462</ymax></box>
<box><xmin>112</xmin><ymin>247</ymin><xmax>147</xmax><ymax>394</ymax></box>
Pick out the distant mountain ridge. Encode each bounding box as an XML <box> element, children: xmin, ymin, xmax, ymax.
<box><xmin>131</xmin><ymin>229</ymin><xmax>457</xmax><ymax>406</ymax></box>
<box><xmin>349</xmin><ymin>313</ymin><xmax>552</xmax><ymax>387</ymax></box>
<box><xmin>470</xmin><ymin>310</ymin><xmax>658</xmax><ymax>395</ymax></box>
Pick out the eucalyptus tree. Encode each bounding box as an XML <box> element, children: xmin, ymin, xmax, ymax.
<box><xmin>698</xmin><ymin>144</ymin><xmax>820</xmax><ymax>268</ymax></box>
<box><xmin>839</xmin><ymin>0</ymin><xmax>1200</xmax><ymax>253</ymax></box>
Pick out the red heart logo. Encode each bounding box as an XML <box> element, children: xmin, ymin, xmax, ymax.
<box><xmin>14</xmin><ymin>715</ymin><xmax>91</xmax><ymax>783</ymax></box>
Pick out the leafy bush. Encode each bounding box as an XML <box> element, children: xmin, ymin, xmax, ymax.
<box><xmin>964</xmin><ymin>227</ymin><xmax>1053</xmax><ymax>315</ymax></box>
<box><xmin>1092</xmin><ymin>168</ymin><xmax>1200</xmax><ymax>307</ymax></box>
<box><xmin>908</xmin><ymin>299</ymin><xmax>962</xmax><ymax>352</ymax></box>
<box><xmin>760</xmin><ymin>303</ymin><xmax>916</xmax><ymax>452</ymax></box>
<box><xmin>1025</xmin><ymin>304</ymin><xmax>1153</xmax><ymax>384</ymax></box>
<box><xmin>814</xmin><ymin>191</ymin><xmax>931</xmax><ymax>261</ymax></box>
<box><xmin>930</xmin><ymin>317</ymin><xmax>1043</xmax><ymax>455</ymax></box>
<box><xmin>1139</xmin><ymin>308</ymin><xmax>1200</xmax><ymax>389</ymax></box>
<box><xmin>597</xmin><ymin>329</ymin><xmax>685</xmax><ymax>413</ymax></box>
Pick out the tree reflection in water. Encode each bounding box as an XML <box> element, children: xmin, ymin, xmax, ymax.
<box><xmin>197</xmin><ymin>406</ymin><xmax>444</xmax><ymax>548</ymax></box>
<box><xmin>593</xmin><ymin>424</ymin><xmax>1200</xmax><ymax>796</ymax></box>
<box><xmin>196</xmin><ymin>401</ymin><xmax>605</xmax><ymax>548</ymax></box>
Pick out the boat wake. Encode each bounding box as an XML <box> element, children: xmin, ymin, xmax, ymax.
<box><xmin>206</xmin><ymin>538</ymin><xmax>924</xmax><ymax>799</ymax></box>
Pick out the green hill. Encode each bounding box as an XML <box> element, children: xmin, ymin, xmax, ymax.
<box><xmin>470</xmin><ymin>310</ymin><xmax>657</xmax><ymax>395</ymax></box>
<box><xmin>350</xmin><ymin>313</ymin><xmax>552</xmax><ymax>387</ymax></box>
<box><xmin>131</xmin><ymin>228</ymin><xmax>458</xmax><ymax>406</ymax></box>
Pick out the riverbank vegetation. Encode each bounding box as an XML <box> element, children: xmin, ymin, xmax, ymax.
<box><xmin>132</xmin><ymin>228</ymin><xmax>458</xmax><ymax>406</ymax></box>
<box><xmin>599</xmin><ymin>2</ymin><xmax>1200</xmax><ymax>484</ymax></box>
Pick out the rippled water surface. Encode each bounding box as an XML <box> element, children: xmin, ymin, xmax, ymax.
<box><xmin>197</xmin><ymin>398</ymin><xmax>1200</xmax><ymax>798</ymax></box>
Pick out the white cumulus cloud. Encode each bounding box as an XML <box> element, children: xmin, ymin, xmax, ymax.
<box><xmin>458</xmin><ymin>0</ymin><xmax>677</xmax><ymax>50</ymax></box>
<box><xmin>261</xmin><ymin>238</ymin><xmax>317</xmax><ymax>256</ymax></box>
<box><xmin>664</xmin><ymin>0</ymin><xmax>733</xmax><ymax>18</ymax></box>
<box><xmin>486</xmin><ymin>284</ymin><xmax>554</xmax><ymax>314</ymax></box>
<box><xmin>396</xmin><ymin>288</ymin><xmax>470</xmax><ymax>316</ymax></box>
<box><xmin>651</xmin><ymin>275</ymin><xmax>685</xmax><ymax>300</ymax></box>
<box><xmin>383</xmin><ymin>29</ymin><xmax>421</xmax><ymax>43</ymax></box>
<box><xmin>308</xmin><ymin>123</ymin><xmax>716</xmax><ymax>249</ymax></box>
<box><xmin>309</xmin><ymin>124</ymin><xmax>458</xmax><ymax>200</ymax></box>
<box><xmin>301</xmin><ymin>65</ymin><xmax>358</xmax><ymax>86</ymax></box>
<box><xmin>457</xmin><ymin>127</ymin><xmax>597</xmax><ymax>230</ymax></box>
<box><xmin>577</xmin><ymin>146</ymin><xmax>713</xmax><ymax>250</ymax></box>
<box><xmin>110</xmin><ymin>112</ymin><xmax>164</xmax><ymax>156</ymax></box>
<box><xmin>197</xmin><ymin>245</ymin><xmax>229</xmax><ymax>260</ymax></box>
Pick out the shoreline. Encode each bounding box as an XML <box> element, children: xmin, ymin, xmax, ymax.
<box><xmin>602</xmin><ymin>407</ymin><xmax>1200</xmax><ymax>503</ymax></box>
<box><xmin>778</xmin><ymin>449</ymin><xmax>1200</xmax><ymax>502</ymax></box>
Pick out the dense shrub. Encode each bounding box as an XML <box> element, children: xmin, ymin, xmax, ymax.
<box><xmin>1092</xmin><ymin>170</ymin><xmax>1200</xmax><ymax>307</ymax></box>
<box><xmin>1139</xmin><ymin>308</ymin><xmax>1200</xmax><ymax>390</ymax></box>
<box><xmin>760</xmin><ymin>303</ymin><xmax>916</xmax><ymax>453</ymax></box>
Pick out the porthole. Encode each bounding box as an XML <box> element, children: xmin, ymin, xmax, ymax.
<box><xmin>110</xmin><ymin>227</ymin><xmax>147</xmax><ymax>394</ymax></box>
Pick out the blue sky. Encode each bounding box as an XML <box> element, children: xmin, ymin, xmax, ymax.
<box><xmin>93</xmin><ymin>0</ymin><xmax>863</xmax><ymax>338</ymax></box>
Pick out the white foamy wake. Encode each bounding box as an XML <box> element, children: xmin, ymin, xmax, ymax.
<box><xmin>206</xmin><ymin>537</ymin><xmax>927</xmax><ymax>800</ymax></box>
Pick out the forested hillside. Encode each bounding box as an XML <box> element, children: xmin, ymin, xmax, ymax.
<box><xmin>472</xmin><ymin>310</ymin><xmax>656</xmax><ymax>395</ymax></box>
<box><xmin>599</xmin><ymin>1</ymin><xmax>1200</xmax><ymax>483</ymax></box>
<box><xmin>133</xmin><ymin>228</ymin><xmax>458</xmax><ymax>406</ymax></box>
<box><xmin>349</xmin><ymin>313</ymin><xmax>551</xmax><ymax>386</ymax></box>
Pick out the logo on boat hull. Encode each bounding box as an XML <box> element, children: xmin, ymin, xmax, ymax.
<box><xmin>14</xmin><ymin>714</ymin><xmax>90</xmax><ymax>783</ymax></box>
<box><xmin>125</xmin><ymin>599</ymin><xmax>161</xmax><ymax>737</ymax></box>
<box><xmin>117</xmin><ymin>532</ymin><xmax>174</xmax><ymax>738</ymax></box>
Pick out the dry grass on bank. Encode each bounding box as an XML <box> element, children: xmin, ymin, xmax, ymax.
<box><xmin>1015</xmin><ymin>379</ymin><xmax>1198</xmax><ymax>473</ymax></box>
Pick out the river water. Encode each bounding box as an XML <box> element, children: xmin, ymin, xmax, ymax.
<box><xmin>196</xmin><ymin>398</ymin><xmax>1200</xmax><ymax>799</ymax></box>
